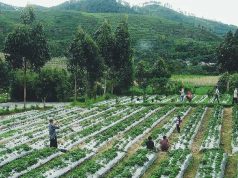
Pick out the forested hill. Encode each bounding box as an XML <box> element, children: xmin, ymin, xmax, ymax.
<box><xmin>52</xmin><ymin>0</ymin><xmax>237</xmax><ymax>37</ymax></box>
<box><xmin>52</xmin><ymin>0</ymin><xmax>133</xmax><ymax>13</ymax></box>
<box><xmin>0</xmin><ymin>2</ymin><xmax>17</xmax><ymax>10</ymax></box>
<box><xmin>0</xmin><ymin>0</ymin><xmax>237</xmax><ymax>63</ymax></box>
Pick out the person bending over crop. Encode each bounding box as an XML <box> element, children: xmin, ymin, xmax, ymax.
<box><xmin>146</xmin><ymin>136</ymin><xmax>156</xmax><ymax>151</ymax></box>
<box><xmin>49</xmin><ymin>119</ymin><xmax>59</xmax><ymax>148</ymax></box>
<box><xmin>186</xmin><ymin>90</ymin><xmax>192</xmax><ymax>102</ymax></box>
<box><xmin>160</xmin><ymin>136</ymin><xmax>169</xmax><ymax>151</ymax></box>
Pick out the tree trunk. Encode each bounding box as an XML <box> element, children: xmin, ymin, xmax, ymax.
<box><xmin>74</xmin><ymin>73</ymin><xmax>77</xmax><ymax>102</ymax></box>
<box><xmin>94</xmin><ymin>82</ymin><xmax>97</xmax><ymax>100</ymax></box>
<box><xmin>111</xmin><ymin>82</ymin><xmax>114</xmax><ymax>95</ymax></box>
<box><xmin>103</xmin><ymin>70</ymin><xmax>108</xmax><ymax>95</ymax></box>
<box><xmin>104</xmin><ymin>77</ymin><xmax>107</xmax><ymax>95</ymax></box>
<box><xmin>23</xmin><ymin>57</ymin><xmax>27</xmax><ymax>110</ymax></box>
<box><xmin>227</xmin><ymin>79</ymin><xmax>230</xmax><ymax>92</ymax></box>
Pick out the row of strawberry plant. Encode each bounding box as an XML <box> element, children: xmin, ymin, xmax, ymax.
<box><xmin>107</xmin><ymin>149</ymin><xmax>155</xmax><ymax>178</ymax></box>
<box><xmin>62</xmin><ymin>106</ymin><xmax>147</xmax><ymax>149</ymax></box>
<box><xmin>84</xmin><ymin>106</ymin><xmax>172</xmax><ymax>151</ymax></box>
<box><xmin>97</xmin><ymin>107</ymin><xmax>191</xmax><ymax>178</ymax></box>
<box><xmin>14</xmin><ymin>107</ymin><xmax>152</xmax><ymax>177</ymax></box>
<box><xmin>195</xmin><ymin>149</ymin><xmax>227</xmax><ymax>178</ymax></box>
<box><xmin>150</xmin><ymin>149</ymin><xmax>192</xmax><ymax>178</ymax></box>
<box><xmin>232</xmin><ymin>106</ymin><xmax>238</xmax><ymax>153</ymax></box>
<box><xmin>200</xmin><ymin>106</ymin><xmax>223</xmax><ymax>150</ymax></box>
<box><xmin>0</xmin><ymin>107</ymin><xmax>83</xmax><ymax>144</ymax></box>
<box><xmin>149</xmin><ymin>106</ymin><xmax>191</xmax><ymax>147</ymax></box>
<box><xmin>0</xmin><ymin>107</ymin><xmax>116</xmax><ymax>166</ymax></box>
<box><xmin>3</xmin><ymin>106</ymin><xmax>110</xmax><ymax>148</ymax></box>
<box><xmin>61</xmin><ymin>148</ymin><xmax>120</xmax><ymax>178</ymax></box>
<box><xmin>0</xmin><ymin>147</ymin><xmax>59</xmax><ymax>178</ymax></box>
<box><xmin>0</xmin><ymin>106</ymin><xmax>126</xmax><ymax>166</ymax></box>
<box><xmin>21</xmin><ymin>148</ymin><xmax>92</xmax><ymax>178</ymax></box>
<box><xmin>66</xmin><ymin>106</ymin><xmax>176</xmax><ymax>177</ymax></box>
<box><xmin>172</xmin><ymin>107</ymin><xmax>207</xmax><ymax>149</ymax></box>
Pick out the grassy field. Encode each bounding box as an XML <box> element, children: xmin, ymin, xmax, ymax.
<box><xmin>171</xmin><ymin>75</ymin><xmax>220</xmax><ymax>86</ymax></box>
<box><xmin>44</xmin><ymin>57</ymin><xmax>68</xmax><ymax>70</ymax></box>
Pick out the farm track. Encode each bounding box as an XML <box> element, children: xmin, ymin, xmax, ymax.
<box><xmin>184</xmin><ymin>108</ymin><xmax>212</xmax><ymax>178</ymax></box>
<box><xmin>223</xmin><ymin>108</ymin><xmax>238</xmax><ymax>178</ymax></box>
<box><xmin>141</xmin><ymin>107</ymin><xmax>195</xmax><ymax>178</ymax></box>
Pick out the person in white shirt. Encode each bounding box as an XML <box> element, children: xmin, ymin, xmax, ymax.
<box><xmin>213</xmin><ymin>86</ymin><xmax>220</xmax><ymax>104</ymax></box>
<box><xmin>179</xmin><ymin>87</ymin><xmax>185</xmax><ymax>102</ymax></box>
<box><xmin>233</xmin><ymin>88</ymin><xmax>238</xmax><ymax>105</ymax></box>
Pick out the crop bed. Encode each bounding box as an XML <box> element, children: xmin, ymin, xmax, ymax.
<box><xmin>0</xmin><ymin>97</ymin><xmax>236</xmax><ymax>178</ymax></box>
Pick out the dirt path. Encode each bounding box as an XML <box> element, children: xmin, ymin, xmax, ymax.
<box><xmin>183</xmin><ymin>107</ymin><xmax>212</xmax><ymax>178</ymax></box>
<box><xmin>222</xmin><ymin>107</ymin><xmax>238</xmax><ymax>178</ymax></box>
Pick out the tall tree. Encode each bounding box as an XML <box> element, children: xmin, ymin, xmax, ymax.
<box><xmin>20</xmin><ymin>6</ymin><xmax>36</xmax><ymax>25</ymax></box>
<box><xmin>217</xmin><ymin>30</ymin><xmax>238</xmax><ymax>73</ymax></box>
<box><xmin>4</xmin><ymin>7</ymin><xmax>50</xmax><ymax>108</ymax></box>
<box><xmin>84</xmin><ymin>34</ymin><xmax>104</xmax><ymax>98</ymax></box>
<box><xmin>94</xmin><ymin>20</ymin><xmax>115</xmax><ymax>95</ymax></box>
<box><xmin>68</xmin><ymin>27</ymin><xmax>86</xmax><ymax>101</ymax></box>
<box><xmin>68</xmin><ymin>27</ymin><xmax>103</xmax><ymax>99</ymax></box>
<box><xmin>150</xmin><ymin>58</ymin><xmax>171</xmax><ymax>93</ymax></box>
<box><xmin>135</xmin><ymin>60</ymin><xmax>150</xmax><ymax>90</ymax></box>
<box><xmin>114</xmin><ymin>17</ymin><xmax>134</xmax><ymax>94</ymax></box>
<box><xmin>0</xmin><ymin>59</ymin><xmax>11</xmax><ymax>92</ymax></box>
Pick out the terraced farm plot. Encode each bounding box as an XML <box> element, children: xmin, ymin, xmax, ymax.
<box><xmin>0</xmin><ymin>95</ymin><xmax>237</xmax><ymax>178</ymax></box>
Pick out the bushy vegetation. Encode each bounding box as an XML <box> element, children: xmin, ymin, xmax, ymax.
<box><xmin>218</xmin><ymin>72</ymin><xmax>238</xmax><ymax>93</ymax></box>
<box><xmin>11</xmin><ymin>69</ymin><xmax>71</xmax><ymax>102</ymax></box>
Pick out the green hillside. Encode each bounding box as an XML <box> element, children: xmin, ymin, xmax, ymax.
<box><xmin>0</xmin><ymin>9</ymin><xmax>222</xmax><ymax>62</ymax></box>
<box><xmin>0</xmin><ymin>2</ymin><xmax>16</xmax><ymax>11</ymax></box>
<box><xmin>138</xmin><ymin>4</ymin><xmax>237</xmax><ymax>37</ymax></box>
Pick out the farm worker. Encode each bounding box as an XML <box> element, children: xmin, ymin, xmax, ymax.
<box><xmin>186</xmin><ymin>91</ymin><xmax>192</xmax><ymax>102</ymax></box>
<box><xmin>233</xmin><ymin>88</ymin><xmax>238</xmax><ymax>105</ymax></box>
<box><xmin>146</xmin><ymin>136</ymin><xmax>156</xmax><ymax>151</ymax></box>
<box><xmin>213</xmin><ymin>86</ymin><xmax>220</xmax><ymax>104</ymax></box>
<box><xmin>179</xmin><ymin>87</ymin><xmax>185</xmax><ymax>102</ymax></box>
<box><xmin>176</xmin><ymin>116</ymin><xmax>182</xmax><ymax>133</ymax></box>
<box><xmin>49</xmin><ymin>119</ymin><xmax>59</xmax><ymax>148</ymax></box>
<box><xmin>160</xmin><ymin>136</ymin><xmax>169</xmax><ymax>151</ymax></box>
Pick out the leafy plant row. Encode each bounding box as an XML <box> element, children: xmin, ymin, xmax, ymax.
<box><xmin>172</xmin><ymin>107</ymin><xmax>206</xmax><ymax>149</ymax></box>
<box><xmin>200</xmin><ymin>106</ymin><xmax>223</xmax><ymax>150</ymax></box>
<box><xmin>21</xmin><ymin>148</ymin><xmax>89</xmax><ymax>178</ymax></box>
<box><xmin>0</xmin><ymin>147</ymin><xmax>58</xmax><ymax>177</ymax></box>
<box><xmin>195</xmin><ymin>149</ymin><xmax>227</xmax><ymax>178</ymax></box>
<box><xmin>151</xmin><ymin>149</ymin><xmax>191</xmax><ymax>178</ymax></box>
<box><xmin>232</xmin><ymin>106</ymin><xmax>238</xmax><ymax>152</ymax></box>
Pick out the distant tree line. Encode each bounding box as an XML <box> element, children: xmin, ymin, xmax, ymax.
<box><xmin>0</xmin><ymin>6</ymin><xmax>172</xmax><ymax>103</ymax></box>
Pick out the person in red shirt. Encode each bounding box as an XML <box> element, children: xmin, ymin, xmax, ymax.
<box><xmin>186</xmin><ymin>90</ymin><xmax>192</xmax><ymax>102</ymax></box>
<box><xmin>160</xmin><ymin>136</ymin><xmax>169</xmax><ymax>151</ymax></box>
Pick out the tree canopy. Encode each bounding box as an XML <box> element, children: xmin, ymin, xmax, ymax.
<box><xmin>217</xmin><ymin>30</ymin><xmax>238</xmax><ymax>73</ymax></box>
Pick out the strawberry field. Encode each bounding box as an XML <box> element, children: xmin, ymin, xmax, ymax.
<box><xmin>0</xmin><ymin>95</ymin><xmax>237</xmax><ymax>178</ymax></box>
